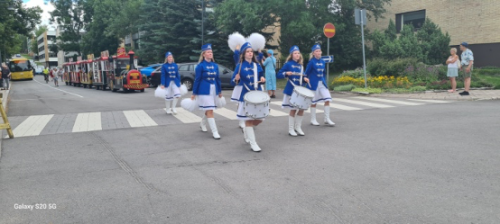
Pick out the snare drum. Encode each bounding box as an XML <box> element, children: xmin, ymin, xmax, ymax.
<box><xmin>243</xmin><ymin>91</ymin><xmax>271</xmax><ymax>119</ymax></box>
<box><xmin>290</xmin><ymin>86</ymin><xmax>315</xmax><ymax>109</ymax></box>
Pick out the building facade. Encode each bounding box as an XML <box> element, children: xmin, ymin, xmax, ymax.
<box><xmin>366</xmin><ymin>0</ymin><xmax>500</xmax><ymax>67</ymax></box>
<box><xmin>36</xmin><ymin>30</ymin><xmax>58</xmax><ymax>68</ymax></box>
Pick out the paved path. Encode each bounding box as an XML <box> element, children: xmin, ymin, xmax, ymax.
<box><xmin>374</xmin><ymin>89</ymin><xmax>500</xmax><ymax>101</ymax></box>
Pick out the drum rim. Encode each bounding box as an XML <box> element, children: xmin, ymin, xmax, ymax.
<box><xmin>244</xmin><ymin>91</ymin><xmax>271</xmax><ymax>103</ymax></box>
<box><xmin>293</xmin><ymin>86</ymin><xmax>315</xmax><ymax>98</ymax></box>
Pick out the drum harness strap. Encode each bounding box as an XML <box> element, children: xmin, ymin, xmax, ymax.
<box><xmin>287</xmin><ymin>65</ymin><xmax>312</xmax><ymax>89</ymax></box>
<box><xmin>243</xmin><ymin>62</ymin><xmax>266</xmax><ymax>92</ymax></box>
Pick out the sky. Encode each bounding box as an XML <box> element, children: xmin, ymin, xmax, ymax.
<box><xmin>23</xmin><ymin>0</ymin><xmax>55</xmax><ymax>29</ymax></box>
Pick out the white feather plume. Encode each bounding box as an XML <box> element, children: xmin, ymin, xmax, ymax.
<box><xmin>179</xmin><ymin>84</ymin><xmax>188</xmax><ymax>96</ymax></box>
<box><xmin>181</xmin><ymin>98</ymin><xmax>198</xmax><ymax>112</ymax></box>
<box><xmin>247</xmin><ymin>33</ymin><xmax>266</xmax><ymax>51</ymax></box>
<box><xmin>215</xmin><ymin>96</ymin><xmax>227</xmax><ymax>108</ymax></box>
<box><xmin>227</xmin><ymin>32</ymin><xmax>246</xmax><ymax>52</ymax></box>
<box><xmin>154</xmin><ymin>87</ymin><xmax>167</xmax><ymax>98</ymax></box>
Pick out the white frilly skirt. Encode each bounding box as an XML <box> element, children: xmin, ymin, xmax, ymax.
<box><xmin>196</xmin><ymin>84</ymin><xmax>218</xmax><ymax>111</ymax></box>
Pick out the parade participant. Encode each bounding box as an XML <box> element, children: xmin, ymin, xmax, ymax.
<box><xmin>191</xmin><ymin>44</ymin><xmax>223</xmax><ymax>139</ymax></box>
<box><xmin>231</xmin><ymin>42</ymin><xmax>266</xmax><ymax>152</ymax></box>
<box><xmin>277</xmin><ymin>46</ymin><xmax>310</xmax><ymax>136</ymax></box>
<box><xmin>160</xmin><ymin>52</ymin><xmax>181</xmax><ymax>115</ymax></box>
<box><xmin>231</xmin><ymin>44</ymin><xmax>246</xmax><ymax>129</ymax></box>
<box><xmin>305</xmin><ymin>44</ymin><xmax>335</xmax><ymax>126</ymax></box>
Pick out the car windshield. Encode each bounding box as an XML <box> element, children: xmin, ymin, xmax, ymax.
<box><xmin>9</xmin><ymin>60</ymin><xmax>32</xmax><ymax>72</ymax></box>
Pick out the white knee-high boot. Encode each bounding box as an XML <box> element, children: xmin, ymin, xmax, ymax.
<box><xmin>200</xmin><ymin>115</ymin><xmax>207</xmax><ymax>132</ymax></box>
<box><xmin>245</xmin><ymin>127</ymin><xmax>261</xmax><ymax>152</ymax></box>
<box><xmin>165</xmin><ymin>101</ymin><xmax>172</xmax><ymax>114</ymax></box>
<box><xmin>207</xmin><ymin>118</ymin><xmax>221</xmax><ymax>139</ymax></box>
<box><xmin>295</xmin><ymin>115</ymin><xmax>305</xmax><ymax>136</ymax></box>
<box><xmin>171</xmin><ymin>98</ymin><xmax>178</xmax><ymax>114</ymax></box>
<box><xmin>242</xmin><ymin>122</ymin><xmax>249</xmax><ymax>143</ymax></box>
<box><xmin>310</xmin><ymin>107</ymin><xmax>320</xmax><ymax>126</ymax></box>
<box><xmin>239</xmin><ymin>120</ymin><xmax>245</xmax><ymax>129</ymax></box>
<box><xmin>288</xmin><ymin>116</ymin><xmax>298</xmax><ymax>136</ymax></box>
<box><xmin>324</xmin><ymin>106</ymin><xmax>335</xmax><ymax>126</ymax></box>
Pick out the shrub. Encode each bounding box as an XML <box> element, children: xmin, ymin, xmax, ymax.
<box><xmin>352</xmin><ymin>87</ymin><xmax>382</xmax><ymax>94</ymax></box>
<box><xmin>409</xmin><ymin>86</ymin><xmax>427</xmax><ymax>92</ymax></box>
<box><xmin>334</xmin><ymin>84</ymin><xmax>355</xmax><ymax>91</ymax></box>
<box><xmin>341</xmin><ymin>68</ymin><xmax>365</xmax><ymax>78</ymax></box>
<box><xmin>368</xmin><ymin>57</ymin><xmax>418</xmax><ymax>77</ymax></box>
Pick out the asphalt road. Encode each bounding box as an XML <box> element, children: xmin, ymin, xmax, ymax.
<box><xmin>1</xmin><ymin>75</ymin><xmax>499</xmax><ymax>223</ymax></box>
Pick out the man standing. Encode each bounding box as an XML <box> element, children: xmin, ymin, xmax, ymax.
<box><xmin>459</xmin><ymin>42</ymin><xmax>474</xmax><ymax>96</ymax></box>
<box><xmin>1</xmin><ymin>63</ymin><xmax>10</xmax><ymax>90</ymax></box>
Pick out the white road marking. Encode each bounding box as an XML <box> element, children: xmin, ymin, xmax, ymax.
<box><xmin>12</xmin><ymin>114</ymin><xmax>54</xmax><ymax>137</ymax></box>
<box><xmin>171</xmin><ymin>108</ymin><xmax>202</xmax><ymax>123</ymax></box>
<box><xmin>72</xmin><ymin>112</ymin><xmax>102</xmax><ymax>132</ymax></box>
<box><xmin>34</xmin><ymin>78</ymin><xmax>84</xmax><ymax>98</ymax></box>
<box><xmin>332</xmin><ymin>98</ymin><xmax>394</xmax><ymax>108</ymax></box>
<box><xmin>269</xmin><ymin>109</ymin><xmax>288</xmax><ymax>117</ymax></box>
<box><xmin>214</xmin><ymin>108</ymin><xmax>238</xmax><ymax>120</ymax></box>
<box><xmin>407</xmin><ymin>99</ymin><xmax>451</xmax><ymax>103</ymax></box>
<box><xmin>353</xmin><ymin>97</ymin><xmax>423</xmax><ymax>106</ymax></box>
<box><xmin>328</xmin><ymin>103</ymin><xmax>363</xmax><ymax>111</ymax></box>
<box><xmin>123</xmin><ymin>110</ymin><xmax>158</xmax><ymax>127</ymax></box>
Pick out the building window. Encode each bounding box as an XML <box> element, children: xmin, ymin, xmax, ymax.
<box><xmin>396</xmin><ymin>10</ymin><xmax>425</xmax><ymax>32</ymax></box>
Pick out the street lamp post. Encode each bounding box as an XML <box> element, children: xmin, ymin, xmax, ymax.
<box><xmin>201</xmin><ymin>0</ymin><xmax>205</xmax><ymax>46</ymax></box>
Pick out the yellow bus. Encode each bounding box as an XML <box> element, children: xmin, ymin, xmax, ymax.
<box><xmin>8</xmin><ymin>55</ymin><xmax>34</xmax><ymax>80</ymax></box>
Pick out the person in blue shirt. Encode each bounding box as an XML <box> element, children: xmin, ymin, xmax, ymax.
<box><xmin>305</xmin><ymin>44</ymin><xmax>335</xmax><ymax>126</ymax></box>
<box><xmin>277</xmin><ymin>46</ymin><xmax>310</xmax><ymax>137</ymax></box>
<box><xmin>231</xmin><ymin>42</ymin><xmax>266</xmax><ymax>152</ymax></box>
<box><xmin>160</xmin><ymin>52</ymin><xmax>181</xmax><ymax>115</ymax></box>
<box><xmin>191</xmin><ymin>44</ymin><xmax>223</xmax><ymax>139</ymax></box>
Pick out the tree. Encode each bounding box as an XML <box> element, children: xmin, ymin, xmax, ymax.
<box><xmin>416</xmin><ymin>19</ymin><xmax>450</xmax><ymax>65</ymax></box>
<box><xmin>105</xmin><ymin>0</ymin><xmax>144</xmax><ymax>50</ymax></box>
<box><xmin>49</xmin><ymin>0</ymin><xmax>86</xmax><ymax>56</ymax></box>
<box><xmin>0</xmin><ymin>0</ymin><xmax>42</xmax><ymax>61</ymax></box>
<box><xmin>30</xmin><ymin>25</ymin><xmax>48</xmax><ymax>58</ymax></box>
<box><xmin>80</xmin><ymin>0</ymin><xmax>120</xmax><ymax>56</ymax></box>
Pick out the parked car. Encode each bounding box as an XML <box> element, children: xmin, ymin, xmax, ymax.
<box><xmin>149</xmin><ymin>62</ymin><xmax>234</xmax><ymax>90</ymax></box>
<box><xmin>140</xmin><ymin>63</ymin><xmax>162</xmax><ymax>84</ymax></box>
<box><xmin>35</xmin><ymin>65</ymin><xmax>44</xmax><ymax>75</ymax></box>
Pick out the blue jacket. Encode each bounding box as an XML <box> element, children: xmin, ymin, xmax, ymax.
<box><xmin>304</xmin><ymin>57</ymin><xmax>327</xmax><ymax>91</ymax></box>
<box><xmin>257</xmin><ymin>52</ymin><xmax>264</xmax><ymax>62</ymax></box>
<box><xmin>231</xmin><ymin>61</ymin><xmax>264</xmax><ymax>102</ymax></box>
<box><xmin>193</xmin><ymin>60</ymin><xmax>221</xmax><ymax>95</ymax></box>
<box><xmin>160</xmin><ymin>62</ymin><xmax>181</xmax><ymax>88</ymax></box>
<box><xmin>263</xmin><ymin>56</ymin><xmax>276</xmax><ymax>76</ymax></box>
<box><xmin>277</xmin><ymin>60</ymin><xmax>306</xmax><ymax>96</ymax></box>
<box><xmin>233</xmin><ymin>50</ymin><xmax>240</xmax><ymax>65</ymax></box>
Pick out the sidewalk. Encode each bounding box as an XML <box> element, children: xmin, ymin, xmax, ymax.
<box><xmin>369</xmin><ymin>89</ymin><xmax>500</xmax><ymax>101</ymax></box>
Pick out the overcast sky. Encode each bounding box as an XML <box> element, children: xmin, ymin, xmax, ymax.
<box><xmin>23</xmin><ymin>0</ymin><xmax>55</xmax><ymax>29</ymax></box>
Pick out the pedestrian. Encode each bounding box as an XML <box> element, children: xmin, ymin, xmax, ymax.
<box><xmin>230</xmin><ymin>44</ymin><xmax>246</xmax><ymax>129</ymax></box>
<box><xmin>263</xmin><ymin>49</ymin><xmax>277</xmax><ymax>98</ymax></box>
<box><xmin>305</xmin><ymin>44</ymin><xmax>335</xmax><ymax>126</ymax></box>
<box><xmin>52</xmin><ymin>67</ymin><xmax>59</xmax><ymax>87</ymax></box>
<box><xmin>231</xmin><ymin>42</ymin><xmax>266</xmax><ymax>152</ymax></box>
<box><xmin>1</xmin><ymin>63</ymin><xmax>10</xmax><ymax>90</ymax></box>
<box><xmin>277</xmin><ymin>46</ymin><xmax>310</xmax><ymax>136</ymax></box>
<box><xmin>446</xmin><ymin>47</ymin><xmax>459</xmax><ymax>93</ymax></box>
<box><xmin>58</xmin><ymin>67</ymin><xmax>64</xmax><ymax>82</ymax></box>
<box><xmin>161</xmin><ymin>52</ymin><xmax>181</xmax><ymax>115</ymax></box>
<box><xmin>43</xmin><ymin>67</ymin><xmax>49</xmax><ymax>83</ymax></box>
<box><xmin>191</xmin><ymin>43</ymin><xmax>223</xmax><ymax>139</ymax></box>
<box><xmin>459</xmin><ymin>42</ymin><xmax>474</xmax><ymax>96</ymax></box>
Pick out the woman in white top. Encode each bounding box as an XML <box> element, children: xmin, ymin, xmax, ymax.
<box><xmin>446</xmin><ymin>48</ymin><xmax>460</xmax><ymax>93</ymax></box>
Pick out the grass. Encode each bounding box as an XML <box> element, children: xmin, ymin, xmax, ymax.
<box><xmin>351</xmin><ymin>87</ymin><xmax>382</xmax><ymax>94</ymax></box>
<box><xmin>333</xmin><ymin>84</ymin><xmax>355</xmax><ymax>91</ymax></box>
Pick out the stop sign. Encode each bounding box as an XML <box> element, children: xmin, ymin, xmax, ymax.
<box><xmin>323</xmin><ymin>23</ymin><xmax>336</xmax><ymax>38</ymax></box>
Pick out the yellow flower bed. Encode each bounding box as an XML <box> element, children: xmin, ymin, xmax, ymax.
<box><xmin>333</xmin><ymin>75</ymin><xmax>412</xmax><ymax>89</ymax></box>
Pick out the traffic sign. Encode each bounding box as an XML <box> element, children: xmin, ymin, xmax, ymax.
<box><xmin>321</xmin><ymin>55</ymin><xmax>334</xmax><ymax>63</ymax></box>
<box><xmin>323</xmin><ymin>23</ymin><xmax>336</xmax><ymax>38</ymax></box>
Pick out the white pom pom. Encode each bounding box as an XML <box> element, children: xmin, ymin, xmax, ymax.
<box><xmin>180</xmin><ymin>84</ymin><xmax>188</xmax><ymax>96</ymax></box>
<box><xmin>216</xmin><ymin>96</ymin><xmax>227</xmax><ymax>108</ymax></box>
<box><xmin>154</xmin><ymin>86</ymin><xmax>166</xmax><ymax>98</ymax></box>
<box><xmin>227</xmin><ymin>32</ymin><xmax>246</xmax><ymax>52</ymax></box>
<box><xmin>247</xmin><ymin>33</ymin><xmax>266</xmax><ymax>51</ymax></box>
<box><xmin>181</xmin><ymin>98</ymin><xmax>198</xmax><ymax>112</ymax></box>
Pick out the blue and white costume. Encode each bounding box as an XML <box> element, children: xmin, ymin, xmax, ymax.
<box><xmin>277</xmin><ymin>48</ymin><xmax>307</xmax><ymax>110</ymax></box>
<box><xmin>231</xmin><ymin>59</ymin><xmax>265</xmax><ymax>121</ymax></box>
<box><xmin>231</xmin><ymin>49</ymin><xmax>244</xmax><ymax>102</ymax></box>
<box><xmin>305</xmin><ymin>44</ymin><xmax>335</xmax><ymax>126</ymax></box>
<box><xmin>161</xmin><ymin>52</ymin><xmax>181</xmax><ymax>114</ymax></box>
<box><xmin>193</xmin><ymin>59</ymin><xmax>221</xmax><ymax>111</ymax></box>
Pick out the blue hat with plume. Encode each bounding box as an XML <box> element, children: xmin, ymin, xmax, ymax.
<box><xmin>201</xmin><ymin>43</ymin><xmax>212</xmax><ymax>51</ymax></box>
<box><xmin>165</xmin><ymin>52</ymin><xmax>172</xmax><ymax>57</ymax></box>
<box><xmin>289</xmin><ymin>45</ymin><xmax>300</xmax><ymax>54</ymax></box>
<box><xmin>239</xmin><ymin>42</ymin><xmax>252</xmax><ymax>54</ymax></box>
<box><xmin>311</xmin><ymin>44</ymin><xmax>321</xmax><ymax>52</ymax></box>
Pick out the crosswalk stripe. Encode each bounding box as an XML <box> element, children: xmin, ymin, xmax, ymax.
<box><xmin>304</xmin><ymin>107</ymin><xmax>324</xmax><ymax>113</ymax></box>
<box><xmin>214</xmin><ymin>108</ymin><xmax>238</xmax><ymax>120</ymax></box>
<box><xmin>72</xmin><ymin>112</ymin><xmax>102</xmax><ymax>132</ymax></box>
<box><xmin>13</xmin><ymin>114</ymin><xmax>54</xmax><ymax>137</ymax></box>
<box><xmin>329</xmin><ymin>103</ymin><xmax>363</xmax><ymax>111</ymax></box>
<box><xmin>123</xmin><ymin>110</ymin><xmax>158</xmax><ymax>127</ymax></box>
<box><xmin>269</xmin><ymin>109</ymin><xmax>289</xmax><ymax>117</ymax></box>
<box><xmin>332</xmin><ymin>98</ymin><xmax>394</xmax><ymax>108</ymax></box>
<box><xmin>172</xmin><ymin>108</ymin><xmax>202</xmax><ymax>123</ymax></box>
<box><xmin>353</xmin><ymin>97</ymin><xmax>423</xmax><ymax>106</ymax></box>
<box><xmin>407</xmin><ymin>99</ymin><xmax>451</xmax><ymax>103</ymax></box>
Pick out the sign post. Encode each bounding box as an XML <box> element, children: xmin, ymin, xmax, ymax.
<box><xmin>323</xmin><ymin>23</ymin><xmax>336</xmax><ymax>87</ymax></box>
<box><xmin>355</xmin><ymin>8</ymin><xmax>368</xmax><ymax>88</ymax></box>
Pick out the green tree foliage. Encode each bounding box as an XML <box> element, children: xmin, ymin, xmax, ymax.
<box><xmin>370</xmin><ymin>18</ymin><xmax>450</xmax><ymax>65</ymax></box>
<box><xmin>105</xmin><ymin>0</ymin><xmax>144</xmax><ymax>50</ymax></box>
<box><xmin>0</xmin><ymin>0</ymin><xmax>42</xmax><ymax>61</ymax></box>
<box><xmin>30</xmin><ymin>25</ymin><xmax>48</xmax><ymax>57</ymax></box>
<box><xmin>50</xmin><ymin>0</ymin><xmax>86</xmax><ymax>55</ymax></box>
<box><xmin>80</xmin><ymin>0</ymin><xmax>120</xmax><ymax>56</ymax></box>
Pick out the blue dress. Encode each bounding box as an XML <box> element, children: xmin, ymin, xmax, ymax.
<box><xmin>304</xmin><ymin>57</ymin><xmax>327</xmax><ymax>91</ymax></box>
<box><xmin>230</xmin><ymin>61</ymin><xmax>264</xmax><ymax>102</ymax></box>
<box><xmin>263</xmin><ymin>57</ymin><xmax>276</xmax><ymax>91</ymax></box>
<box><xmin>277</xmin><ymin>60</ymin><xmax>306</xmax><ymax>109</ymax></box>
<box><xmin>160</xmin><ymin>62</ymin><xmax>180</xmax><ymax>88</ymax></box>
<box><xmin>193</xmin><ymin>60</ymin><xmax>222</xmax><ymax>110</ymax></box>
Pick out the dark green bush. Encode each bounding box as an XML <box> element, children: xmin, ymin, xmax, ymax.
<box><xmin>367</xmin><ymin>57</ymin><xmax>418</xmax><ymax>77</ymax></box>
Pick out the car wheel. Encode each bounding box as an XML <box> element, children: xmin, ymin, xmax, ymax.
<box><xmin>182</xmin><ymin>78</ymin><xmax>193</xmax><ymax>91</ymax></box>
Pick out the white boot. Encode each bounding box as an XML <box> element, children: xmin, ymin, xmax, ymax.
<box><xmin>310</xmin><ymin>107</ymin><xmax>320</xmax><ymax>126</ymax></box>
<box><xmin>245</xmin><ymin>127</ymin><xmax>261</xmax><ymax>152</ymax></box>
<box><xmin>200</xmin><ymin>115</ymin><xmax>207</xmax><ymax>132</ymax></box>
<box><xmin>207</xmin><ymin>118</ymin><xmax>221</xmax><ymax>139</ymax></box>
<box><xmin>288</xmin><ymin>116</ymin><xmax>298</xmax><ymax>137</ymax></box>
<box><xmin>171</xmin><ymin>98</ymin><xmax>178</xmax><ymax>114</ymax></box>
<box><xmin>295</xmin><ymin>115</ymin><xmax>305</xmax><ymax>136</ymax></box>
<box><xmin>242</xmin><ymin>122</ymin><xmax>249</xmax><ymax>143</ymax></box>
<box><xmin>324</xmin><ymin>106</ymin><xmax>335</xmax><ymax>126</ymax></box>
<box><xmin>165</xmin><ymin>101</ymin><xmax>172</xmax><ymax>114</ymax></box>
<box><xmin>239</xmin><ymin>120</ymin><xmax>245</xmax><ymax>129</ymax></box>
